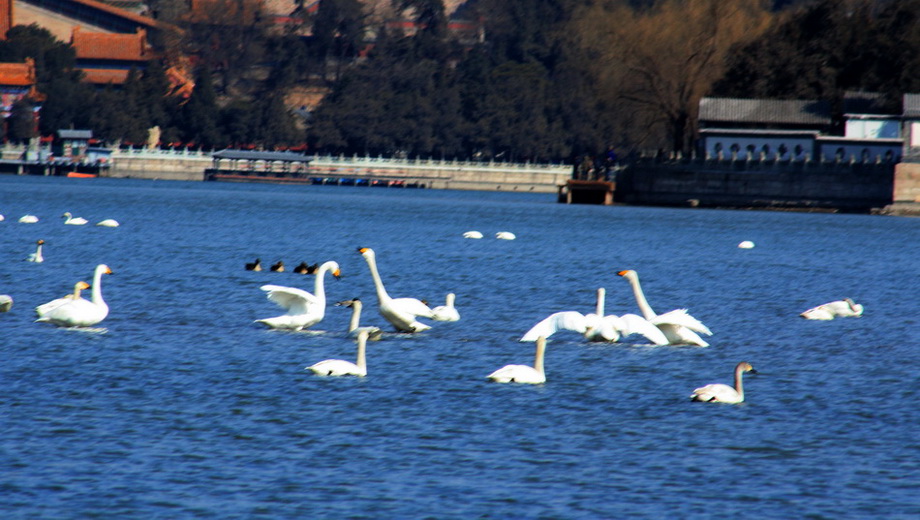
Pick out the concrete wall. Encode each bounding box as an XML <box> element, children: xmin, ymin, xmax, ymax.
<box><xmin>615</xmin><ymin>158</ymin><xmax>896</xmax><ymax>213</ymax></box>
<box><xmin>105</xmin><ymin>149</ymin><xmax>209</xmax><ymax>181</ymax></box>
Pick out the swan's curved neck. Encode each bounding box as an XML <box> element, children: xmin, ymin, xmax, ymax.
<box><xmin>91</xmin><ymin>268</ymin><xmax>105</xmax><ymax>304</ymax></box>
<box><xmin>363</xmin><ymin>254</ymin><xmax>391</xmax><ymax>301</ymax></box>
<box><xmin>348</xmin><ymin>301</ymin><xmax>362</xmax><ymax>332</ymax></box>
<box><xmin>314</xmin><ymin>266</ymin><xmax>331</xmax><ymax>302</ymax></box>
<box><xmin>733</xmin><ymin>366</ymin><xmax>745</xmax><ymax>400</ymax></box>
<box><xmin>595</xmin><ymin>288</ymin><xmax>605</xmax><ymax>316</ymax></box>
<box><xmin>533</xmin><ymin>338</ymin><xmax>546</xmax><ymax>376</ymax></box>
<box><xmin>356</xmin><ymin>334</ymin><xmax>367</xmax><ymax>371</ymax></box>
<box><xmin>625</xmin><ymin>273</ymin><xmax>657</xmax><ymax>319</ymax></box>
<box><xmin>445</xmin><ymin>293</ymin><xmax>455</xmax><ymax>308</ymax></box>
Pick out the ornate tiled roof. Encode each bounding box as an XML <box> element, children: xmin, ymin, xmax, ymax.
<box><xmin>72</xmin><ymin>27</ymin><xmax>150</xmax><ymax>61</ymax></box>
<box><xmin>699</xmin><ymin>97</ymin><xmax>831</xmax><ymax>125</ymax></box>
<box><xmin>904</xmin><ymin>94</ymin><xmax>920</xmax><ymax>118</ymax></box>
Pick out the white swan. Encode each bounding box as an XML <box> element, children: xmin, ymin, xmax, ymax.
<box><xmin>26</xmin><ymin>239</ymin><xmax>45</xmax><ymax>263</ymax></box>
<box><xmin>800</xmin><ymin>298</ymin><xmax>864</xmax><ymax>320</ymax></box>
<box><xmin>62</xmin><ymin>212</ymin><xmax>88</xmax><ymax>225</ymax></box>
<box><xmin>495</xmin><ymin>231</ymin><xmax>516</xmax><ymax>240</ymax></box>
<box><xmin>488</xmin><ymin>336</ymin><xmax>547</xmax><ymax>384</ymax></box>
<box><xmin>18</xmin><ymin>215</ymin><xmax>39</xmax><ymax>223</ymax></box>
<box><xmin>96</xmin><ymin>219</ymin><xmax>120</xmax><ymax>227</ymax></box>
<box><xmin>36</xmin><ymin>281</ymin><xmax>90</xmax><ymax>317</ymax></box>
<box><xmin>307</xmin><ymin>329</ymin><xmax>369</xmax><ymax>377</ymax></box>
<box><xmin>255</xmin><ymin>260</ymin><xmax>340</xmax><ymax>331</ymax></box>
<box><xmin>336</xmin><ymin>298</ymin><xmax>383</xmax><ymax>340</ymax></box>
<box><xmin>430</xmin><ymin>292</ymin><xmax>460</xmax><ymax>322</ymax></box>
<box><xmin>738</xmin><ymin>240</ymin><xmax>755</xmax><ymax>249</ymax></box>
<box><xmin>36</xmin><ymin>264</ymin><xmax>112</xmax><ymax>327</ymax></box>
<box><xmin>617</xmin><ymin>269</ymin><xmax>713</xmax><ymax>346</ymax></box>
<box><xmin>0</xmin><ymin>214</ymin><xmax>5</xmax><ymax>222</ymax></box>
<box><xmin>520</xmin><ymin>288</ymin><xmax>669</xmax><ymax>344</ymax></box>
<box><xmin>462</xmin><ymin>231</ymin><xmax>483</xmax><ymax>239</ymax></box>
<box><xmin>691</xmin><ymin>362</ymin><xmax>757</xmax><ymax>403</ymax></box>
<box><xmin>357</xmin><ymin>247</ymin><xmax>434</xmax><ymax>332</ymax></box>
<box><xmin>0</xmin><ymin>294</ymin><xmax>12</xmax><ymax>312</ymax></box>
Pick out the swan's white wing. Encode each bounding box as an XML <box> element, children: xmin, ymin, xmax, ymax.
<box><xmin>487</xmin><ymin>364</ymin><xmax>544</xmax><ymax>384</ymax></box>
<box><xmin>521</xmin><ymin>311</ymin><xmax>587</xmax><ymax>341</ymax></box>
<box><xmin>391</xmin><ymin>297</ymin><xmax>434</xmax><ymax>318</ymax></box>
<box><xmin>308</xmin><ymin>359</ymin><xmax>366</xmax><ymax>376</ymax></box>
<box><xmin>652</xmin><ymin>309</ymin><xmax>712</xmax><ymax>335</ymax></box>
<box><xmin>691</xmin><ymin>383</ymin><xmax>742</xmax><ymax>403</ymax></box>
<box><xmin>260</xmin><ymin>284</ymin><xmax>319</xmax><ymax>314</ymax></box>
<box><xmin>431</xmin><ymin>305</ymin><xmax>460</xmax><ymax>322</ymax></box>
<box><xmin>800</xmin><ymin>306</ymin><xmax>835</xmax><ymax>320</ymax></box>
<box><xmin>602</xmin><ymin>314</ymin><xmax>669</xmax><ymax>345</ymax></box>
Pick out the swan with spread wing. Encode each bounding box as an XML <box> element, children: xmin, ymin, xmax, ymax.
<box><xmin>616</xmin><ymin>270</ymin><xmax>712</xmax><ymax>346</ymax></box>
<box><xmin>255</xmin><ymin>260</ymin><xmax>340</xmax><ymax>331</ymax></box>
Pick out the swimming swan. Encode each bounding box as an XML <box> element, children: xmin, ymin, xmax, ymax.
<box><xmin>26</xmin><ymin>239</ymin><xmax>45</xmax><ymax>263</ymax></box>
<box><xmin>800</xmin><ymin>298</ymin><xmax>864</xmax><ymax>320</ymax></box>
<box><xmin>617</xmin><ymin>270</ymin><xmax>713</xmax><ymax>346</ymax></box>
<box><xmin>62</xmin><ymin>212</ymin><xmax>88</xmax><ymax>225</ymax></box>
<box><xmin>691</xmin><ymin>362</ymin><xmax>757</xmax><ymax>403</ymax></box>
<box><xmin>36</xmin><ymin>264</ymin><xmax>112</xmax><ymax>327</ymax></box>
<box><xmin>35</xmin><ymin>281</ymin><xmax>91</xmax><ymax>317</ymax></box>
<box><xmin>0</xmin><ymin>294</ymin><xmax>12</xmax><ymax>312</ymax></box>
<box><xmin>495</xmin><ymin>231</ymin><xmax>516</xmax><ymax>240</ymax></box>
<box><xmin>462</xmin><ymin>231</ymin><xmax>483</xmax><ymax>239</ymax></box>
<box><xmin>520</xmin><ymin>288</ymin><xmax>669</xmax><ymax>344</ymax></box>
<box><xmin>18</xmin><ymin>215</ymin><xmax>39</xmax><ymax>223</ymax></box>
<box><xmin>307</xmin><ymin>329</ymin><xmax>369</xmax><ymax>376</ymax></box>
<box><xmin>337</xmin><ymin>298</ymin><xmax>383</xmax><ymax>340</ymax></box>
<box><xmin>357</xmin><ymin>247</ymin><xmax>434</xmax><ymax>333</ymax></box>
<box><xmin>488</xmin><ymin>336</ymin><xmax>547</xmax><ymax>384</ymax></box>
<box><xmin>96</xmin><ymin>219</ymin><xmax>120</xmax><ymax>227</ymax></box>
<box><xmin>255</xmin><ymin>260</ymin><xmax>341</xmax><ymax>331</ymax></box>
<box><xmin>430</xmin><ymin>292</ymin><xmax>460</xmax><ymax>322</ymax></box>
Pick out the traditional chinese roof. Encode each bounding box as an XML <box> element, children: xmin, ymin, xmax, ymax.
<box><xmin>699</xmin><ymin>97</ymin><xmax>832</xmax><ymax>125</ymax></box>
<box><xmin>72</xmin><ymin>27</ymin><xmax>150</xmax><ymax>61</ymax></box>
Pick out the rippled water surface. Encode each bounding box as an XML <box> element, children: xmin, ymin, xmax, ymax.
<box><xmin>1</xmin><ymin>176</ymin><xmax>918</xmax><ymax>519</ymax></box>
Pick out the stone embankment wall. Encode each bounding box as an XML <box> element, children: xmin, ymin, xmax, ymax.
<box><xmin>615</xmin><ymin>158</ymin><xmax>898</xmax><ymax>213</ymax></box>
<box><xmin>884</xmin><ymin>162</ymin><xmax>920</xmax><ymax>215</ymax></box>
<box><xmin>106</xmin><ymin>149</ymin><xmax>209</xmax><ymax>181</ymax></box>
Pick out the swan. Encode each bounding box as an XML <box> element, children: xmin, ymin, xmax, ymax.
<box><xmin>0</xmin><ymin>294</ymin><xmax>12</xmax><ymax>312</ymax></box>
<box><xmin>738</xmin><ymin>240</ymin><xmax>755</xmax><ymax>249</ymax></box>
<box><xmin>255</xmin><ymin>260</ymin><xmax>341</xmax><ymax>331</ymax></box>
<box><xmin>293</xmin><ymin>261</ymin><xmax>318</xmax><ymax>274</ymax></box>
<box><xmin>245</xmin><ymin>258</ymin><xmax>262</xmax><ymax>271</ymax></box>
<box><xmin>520</xmin><ymin>288</ymin><xmax>668</xmax><ymax>344</ymax></box>
<box><xmin>270</xmin><ymin>260</ymin><xmax>285</xmax><ymax>272</ymax></box>
<box><xmin>691</xmin><ymin>362</ymin><xmax>757</xmax><ymax>403</ymax></box>
<box><xmin>495</xmin><ymin>231</ymin><xmax>516</xmax><ymax>240</ymax></box>
<box><xmin>62</xmin><ymin>212</ymin><xmax>88</xmax><ymax>225</ymax></box>
<box><xmin>35</xmin><ymin>281</ymin><xmax>90</xmax><ymax>317</ymax></box>
<box><xmin>336</xmin><ymin>298</ymin><xmax>383</xmax><ymax>340</ymax></box>
<box><xmin>616</xmin><ymin>269</ymin><xmax>713</xmax><ymax>346</ymax></box>
<box><xmin>0</xmin><ymin>214</ymin><xmax>5</xmax><ymax>222</ymax></box>
<box><xmin>307</xmin><ymin>329</ymin><xmax>369</xmax><ymax>376</ymax></box>
<box><xmin>462</xmin><ymin>231</ymin><xmax>483</xmax><ymax>239</ymax></box>
<box><xmin>26</xmin><ymin>239</ymin><xmax>45</xmax><ymax>263</ymax></box>
<box><xmin>430</xmin><ymin>292</ymin><xmax>461</xmax><ymax>322</ymax></box>
<box><xmin>36</xmin><ymin>264</ymin><xmax>113</xmax><ymax>327</ymax></box>
<box><xmin>357</xmin><ymin>247</ymin><xmax>434</xmax><ymax>332</ymax></box>
<box><xmin>488</xmin><ymin>336</ymin><xmax>547</xmax><ymax>384</ymax></box>
<box><xmin>96</xmin><ymin>219</ymin><xmax>120</xmax><ymax>227</ymax></box>
<box><xmin>800</xmin><ymin>298</ymin><xmax>863</xmax><ymax>320</ymax></box>
<box><xmin>18</xmin><ymin>215</ymin><xmax>39</xmax><ymax>223</ymax></box>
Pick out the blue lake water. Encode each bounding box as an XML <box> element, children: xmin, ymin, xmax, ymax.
<box><xmin>1</xmin><ymin>175</ymin><xmax>918</xmax><ymax>519</ymax></box>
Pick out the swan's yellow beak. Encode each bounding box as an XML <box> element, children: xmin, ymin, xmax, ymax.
<box><xmin>616</xmin><ymin>270</ymin><xmax>630</xmax><ymax>276</ymax></box>
<box><xmin>78</xmin><ymin>281</ymin><xmax>90</xmax><ymax>290</ymax></box>
<box><xmin>105</xmin><ymin>267</ymin><xmax>114</xmax><ymax>275</ymax></box>
<box><xmin>332</xmin><ymin>268</ymin><xmax>342</xmax><ymax>279</ymax></box>
<box><xmin>357</xmin><ymin>247</ymin><xmax>370</xmax><ymax>254</ymax></box>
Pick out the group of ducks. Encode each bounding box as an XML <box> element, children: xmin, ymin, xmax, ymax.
<box><xmin>1</xmin><ymin>212</ymin><xmax>120</xmax><ymax>227</ymax></box>
<box><xmin>245</xmin><ymin>259</ymin><xmax>323</xmax><ymax>274</ymax></box>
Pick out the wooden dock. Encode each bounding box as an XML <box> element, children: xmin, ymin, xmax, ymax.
<box><xmin>558</xmin><ymin>180</ymin><xmax>615</xmax><ymax>205</ymax></box>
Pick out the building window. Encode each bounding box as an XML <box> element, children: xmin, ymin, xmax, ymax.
<box><xmin>794</xmin><ymin>144</ymin><xmax>803</xmax><ymax>158</ymax></box>
<box><xmin>762</xmin><ymin>144</ymin><xmax>770</xmax><ymax>156</ymax></box>
<box><xmin>730</xmin><ymin>143</ymin><xmax>740</xmax><ymax>155</ymax></box>
<box><xmin>778</xmin><ymin>144</ymin><xmax>788</xmax><ymax>158</ymax></box>
<box><xmin>861</xmin><ymin>148</ymin><xmax>871</xmax><ymax>162</ymax></box>
<box><xmin>835</xmin><ymin>147</ymin><xmax>845</xmax><ymax>161</ymax></box>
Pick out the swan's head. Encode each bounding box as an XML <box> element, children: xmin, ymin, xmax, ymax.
<box><xmin>76</xmin><ymin>281</ymin><xmax>91</xmax><ymax>290</ymax></box>
<box><xmin>616</xmin><ymin>269</ymin><xmax>637</xmax><ymax>280</ymax></box>
<box><xmin>36</xmin><ymin>239</ymin><xmax>45</xmax><ymax>245</ymax></box>
<box><xmin>97</xmin><ymin>264</ymin><xmax>114</xmax><ymax>275</ymax></box>
<box><xmin>322</xmin><ymin>261</ymin><xmax>342</xmax><ymax>279</ymax></box>
<box><xmin>336</xmin><ymin>298</ymin><xmax>362</xmax><ymax>308</ymax></box>
<box><xmin>357</xmin><ymin>247</ymin><xmax>375</xmax><ymax>259</ymax></box>
<box><xmin>736</xmin><ymin>362</ymin><xmax>756</xmax><ymax>374</ymax></box>
<box><xmin>62</xmin><ymin>212</ymin><xmax>72</xmax><ymax>218</ymax></box>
